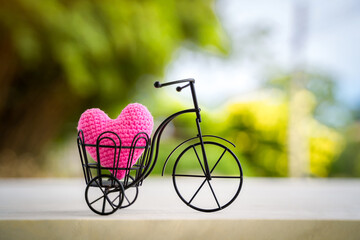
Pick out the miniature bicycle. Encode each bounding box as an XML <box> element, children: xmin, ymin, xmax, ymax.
<box><xmin>77</xmin><ymin>78</ymin><xmax>243</xmax><ymax>215</ymax></box>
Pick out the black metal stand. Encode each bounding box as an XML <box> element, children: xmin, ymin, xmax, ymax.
<box><xmin>77</xmin><ymin>78</ymin><xmax>244</xmax><ymax>215</ymax></box>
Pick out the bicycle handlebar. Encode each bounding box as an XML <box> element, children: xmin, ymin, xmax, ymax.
<box><xmin>154</xmin><ymin>78</ymin><xmax>195</xmax><ymax>90</ymax></box>
<box><xmin>154</xmin><ymin>77</ymin><xmax>201</xmax><ymax>120</ymax></box>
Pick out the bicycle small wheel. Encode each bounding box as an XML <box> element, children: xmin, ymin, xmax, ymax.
<box><xmin>120</xmin><ymin>176</ymin><xmax>139</xmax><ymax>209</ymax></box>
<box><xmin>172</xmin><ymin>141</ymin><xmax>243</xmax><ymax>212</ymax></box>
<box><xmin>85</xmin><ymin>174</ymin><xmax>124</xmax><ymax>215</ymax></box>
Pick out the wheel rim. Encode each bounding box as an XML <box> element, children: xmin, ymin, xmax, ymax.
<box><xmin>172</xmin><ymin>141</ymin><xmax>243</xmax><ymax>212</ymax></box>
<box><xmin>120</xmin><ymin>175</ymin><xmax>139</xmax><ymax>209</ymax></box>
<box><xmin>85</xmin><ymin>174</ymin><xmax>124</xmax><ymax>215</ymax></box>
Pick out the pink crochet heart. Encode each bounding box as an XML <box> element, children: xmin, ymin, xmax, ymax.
<box><xmin>77</xmin><ymin>103</ymin><xmax>153</xmax><ymax>179</ymax></box>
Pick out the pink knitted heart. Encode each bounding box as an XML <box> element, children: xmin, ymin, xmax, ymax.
<box><xmin>77</xmin><ymin>103</ymin><xmax>153</xmax><ymax>179</ymax></box>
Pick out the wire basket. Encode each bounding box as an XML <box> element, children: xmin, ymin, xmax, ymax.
<box><xmin>77</xmin><ymin>130</ymin><xmax>151</xmax><ymax>188</ymax></box>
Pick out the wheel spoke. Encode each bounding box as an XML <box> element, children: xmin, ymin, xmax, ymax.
<box><xmin>90</xmin><ymin>195</ymin><xmax>105</xmax><ymax>205</ymax></box>
<box><xmin>124</xmin><ymin>194</ymin><xmax>130</xmax><ymax>205</ymax></box>
<box><xmin>120</xmin><ymin>187</ymin><xmax>139</xmax><ymax>209</ymax></box>
<box><xmin>206</xmin><ymin>180</ymin><xmax>221</xmax><ymax>209</ymax></box>
<box><xmin>211</xmin><ymin>175</ymin><xmax>243</xmax><ymax>179</ymax></box>
<box><xmin>193</xmin><ymin>146</ymin><xmax>206</xmax><ymax>176</ymax></box>
<box><xmin>102</xmin><ymin>192</ymin><xmax>107</xmax><ymax>213</ymax></box>
<box><xmin>112</xmin><ymin>194</ymin><xmax>121</xmax><ymax>205</ymax></box>
<box><xmin>94</xmin><ymin>179</ymin><xmax>107</xmax><ymax>195</ymax></box>
<box><xmin>210</xmin><ymin>149</ymin><xmax>227</xmax><ymax>173</ymax></box>
<box><xmin>173</xmin><ymin>174</ymin><xmax>206</xmax><ymax>178</ymax></box>
<box><xmin>104</xmin><ymin>191</ymin><xmax>115</xmax><ymax>210</ymax></box>
<box><xmin>188</xmin><ymin>179</ymin><xmax>207</xmax><ymax>204</ymax></box>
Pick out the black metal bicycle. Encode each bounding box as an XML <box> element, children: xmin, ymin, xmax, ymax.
<box><xmin>77</xmin><ymin>78</ymin><xmax>243</xmax><ymax>215</ymax></box>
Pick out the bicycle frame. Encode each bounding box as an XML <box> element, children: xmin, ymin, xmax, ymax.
<box><xmin>78</xmin><ymin>78</ymin><xmax>243</xmax><ymax>214</ymax></box>
<box><xmin>138</xmin><ymin>80</ymin><xmax>212</xmax><ymax>183</ymax></box>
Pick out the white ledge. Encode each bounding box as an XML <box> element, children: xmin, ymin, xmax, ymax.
<box><xmin>0</xmin><ymin>177</ymin><xmax>359</xmax><ymax>239</ymax></box>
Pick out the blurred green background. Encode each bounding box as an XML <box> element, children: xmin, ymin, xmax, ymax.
<box><xmin>0</xmin><ymin>0</ymin><xmax>359</xmax><ymax>178</ymax></box>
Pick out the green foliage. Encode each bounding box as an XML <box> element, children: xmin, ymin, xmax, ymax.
<box><xmin>330</xmin><ymin>122</ymin><xmax>360</xmax><ymax>177</ymax></box>
<box><xmin>267</xmin><ymin>71</ymin><xmax>350</xmax><ymax>128</ymax></box>
<box><xmin>153</xmin><ymin>92</ymin><xmax>344</xmax><ymax>178</ymax></box>
<box><xmin>222</xmin><ymin>100</ymin><xmax>289</xmax><ymax>177</ymax></box>
<box><xmin>0</xmin><ymin>0</ymin><xmax>228</xmax><ymax>168</ymax></box>
<box><xmin>0</xmin><ymin>0</ymin><xmax>227</xmax><ymax>102</ymax></box>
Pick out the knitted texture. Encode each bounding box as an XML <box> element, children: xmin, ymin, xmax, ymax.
<box><xmin>77</xmin><ymin>103</ymin><xmax>153</xmax><ymax>179</ymax></box>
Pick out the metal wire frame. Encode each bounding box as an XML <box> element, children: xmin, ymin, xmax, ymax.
<box><xmin>77</xmin><ymin>78</ymin><xmax>244</xmax><ymax>214</ymax></box>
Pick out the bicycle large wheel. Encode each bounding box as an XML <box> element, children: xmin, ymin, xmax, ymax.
<box><xmin>85</xmin><ymin>174</ymin><xmax>124</xmax><ymax>215</ymax></box>
<box><xmin>172</xmin><ymin>141</ymin><xmax>243</xmax><ymax>212</ymax></box>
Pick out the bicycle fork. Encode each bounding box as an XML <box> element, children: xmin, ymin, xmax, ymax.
<box><xmin>196</xmin><ymin>118</ymin><xmax>212</xmax><ymax>181</ymax></box>
<box><xmin>190</xmin><ymin>81</ymin><xmax>212</xmax><ymax>181</ymax></box>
